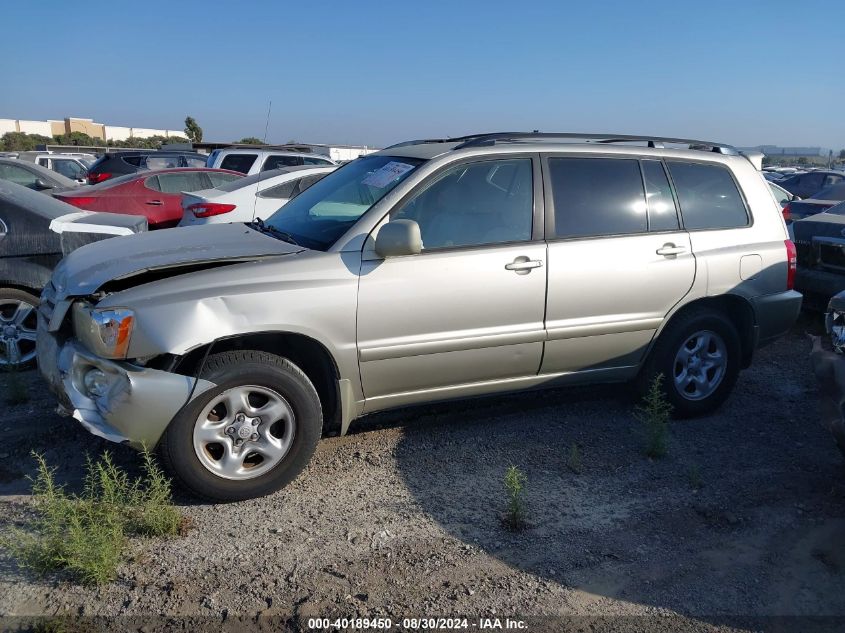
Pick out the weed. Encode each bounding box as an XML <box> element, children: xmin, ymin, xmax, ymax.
<box><xmin>3</xmin><ymin>450</ymin><xmax>183</xmax><ymax>585</ymax></box>
<box><xmin>566</xmin><ymin>442</ymin><xmax>582</xmax><ymax>474</ymax></box>
<box><xmin>502</xmin><ymin>465</ymin><xmax>528</xmax><ymax>531</ymax></box>
<box><xmin>687</xmin><ymin>464</ymin><xmax>702</xmax><ymax>490</ymax></box>
<box><xmin>634</xmin><ymin>374</ymin><xmax>672</xmax><ymax>458</ymax></box>
<box><xmin>3</xmin><ymin>364</ymin><xmax>29</xmax><ymax>405</ymax></box>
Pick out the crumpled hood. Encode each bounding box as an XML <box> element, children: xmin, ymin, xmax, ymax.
<box><xmin>52</xmin><ymin>223</ymin><xmax>303</xmax><ymax>297</ymax></box>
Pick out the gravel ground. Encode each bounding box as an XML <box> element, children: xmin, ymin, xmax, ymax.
<box><xmin>0</xmin><ymin>318</ymin><xmax>843</xmax><ymax>632</ymax></box>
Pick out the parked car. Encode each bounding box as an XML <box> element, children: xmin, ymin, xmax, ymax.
<box><xmin>810</xmin><ymin>290</ymin><xmax>845</xmax><ymax>459</ymax></box>
<box><xmin>782</xmin><ymin>182</ymin><xmax>845</xmax><ymax>222</ymax></box>
<box><xmin>38</xmin><ymin>132</ymin><xmax>801</xmax><ymax>501</ymax></box>
<box><xmin>54</xmin><ymin>168</ymin><xmax>243</xmax><ymax>229</ymax></box>
<box><xmin>0</xmin><ymin>158</ymin><xmax>79</xmax><ymax>193</ymax></box>
<box><xmin>206</xmin><ymin>148</ymin><xmax>335</xmax><ymax>175</ymax></box>
<box><xmin>792</xmin><ymin>201</ymin><xmax>845</xmax><ymax>308</ymax></box>
<box><xmin>778</xmin><ymin>170</ymin><xmax>845</xmax><ymax>199</ymax></box>
<box><xmin>179</xmin><ymin>166</ymin><xmax>336</xmax><ymax>227</ymax></box>
<box><xmin>0</xmin><ymin>180</ymin><xmax>146</xmax><ymax>368</ymax></box>
<box><xmin>23</xmin><ymin>153</ymin><xmax>92</xmax><ymax>184</ymax></box>
<box><xmin>86</xmin><ymin>151</ymin><xmax>209</xmax><ymax>185</ymax></box>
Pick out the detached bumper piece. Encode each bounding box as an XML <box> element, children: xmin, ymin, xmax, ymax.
<box><xmin>810</xmin><ymin>336</ymin><xmax>845</xmax><ymax>458</ymax></box>
<box><xmin>43</xmin><ymin>338</ymin><xmax>215</xmax><ymax>449</ymax></box>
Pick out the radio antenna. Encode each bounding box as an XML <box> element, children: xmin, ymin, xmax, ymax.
<box><xmin>252</xmin><ymin>99</ymin><xmax>273</xmax><ymax>222</ymax></box>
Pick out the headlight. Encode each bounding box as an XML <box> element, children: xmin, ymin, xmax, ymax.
<box><xmin>827</xmin><ymin>310</ymin><xmax>845</xmax><ymax>354</ymax></box>
<box><xmin>72</xmin><ymin>303</ymin><xmax>135</xmax><ymax>359</ymax></box>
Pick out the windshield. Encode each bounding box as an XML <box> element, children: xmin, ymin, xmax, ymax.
<box><xmin>264</xmin><ymin>155</ymin><xmax>424</xmax><ymax>250</ymax></box>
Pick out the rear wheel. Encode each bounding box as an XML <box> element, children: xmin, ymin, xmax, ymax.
<box><xmin>160</xmin><ymin>350</ymin><xmax>322</xmax><ymax>502</ymax></box>
<box><xmin>0</xmin><ymin>288</ymin><xmax>39</xmax><ymax>370</ymax></box>
<box><xmin>637</xmin><ymin>308</ymin><xmax>741</xmax><ymax>418</ymax></box>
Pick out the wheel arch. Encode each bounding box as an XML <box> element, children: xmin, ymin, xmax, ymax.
<box><xmin>173</xmin><ymin>331</ymin><xmax>344</xmax><ymax>436</ymax></box>
<box><xmin>653</xmin><ymin>294</ymin><xmax>756</xmax><ymax>369</ymax></box>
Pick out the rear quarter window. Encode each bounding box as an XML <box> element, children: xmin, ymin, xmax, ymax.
<box><xmin>665</xmin><ymin>161</ymin><xmax>749</xmax><ymax>230</ymax></box>
<box><xmin>220</xmin><ymin>154</ymin><xmax>257</xmax><ymax>173</ymax></box>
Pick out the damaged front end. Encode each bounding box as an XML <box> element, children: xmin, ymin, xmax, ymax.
<box><xmin>811</xmin><ymin>291</ymin><xmax>845</xmax><ymax>458</ymax></box>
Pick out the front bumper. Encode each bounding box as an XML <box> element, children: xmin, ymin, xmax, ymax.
<box><xmin>37</xmin><ymin>329</ymin><xmax>215</xmax><ymax>449</ymax></box>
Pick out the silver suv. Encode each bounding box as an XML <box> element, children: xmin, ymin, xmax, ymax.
<box><xmin>37</xmin><ymin>132</ymin><xmax>802</xmax><ymax>501</ymax></box>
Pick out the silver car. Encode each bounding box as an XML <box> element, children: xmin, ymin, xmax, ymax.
<box><xmin>37</xmin><ymin>133</ymin><xmax>802</xmax><ymax>501</ymax></box>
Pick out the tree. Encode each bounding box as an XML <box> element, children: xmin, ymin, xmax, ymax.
<box><xmin>184</xmin><ymin>116</ymin><xmax>203</xmax><ymax>143</ymax></box>
<box><xmin>1</xmin><ymin>132</ymin><xmax>53</xmax><ymax>151</ymax></box>
<box><xmin>52</xmin><ymin>131</ymin><xmax>105</xmax><ymax>147</ymax></box>
<box><xmin>238</xmin><ymin>137</ymin><xmax>263</xmax><ymax>144</ymax></box>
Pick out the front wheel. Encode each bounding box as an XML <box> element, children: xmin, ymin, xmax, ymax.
<box><xmin>637</xmin><ymin>309</ymin><xmax>741</xmax><ymax>418</ymax></box>
<box><xmin>160</xmin><ymin>350</ymin><xmax>322</xmax><ymax>502</ymax></box>
<box><xmin>0</xmin><ymin>288</ymin><xmax>39</xmax><ymax>370</ymax></box>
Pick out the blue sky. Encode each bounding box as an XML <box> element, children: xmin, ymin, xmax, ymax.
<box><xmin>1</xmin><ymin>0</ymin><xmax>843</xmax><ymax>149</ymax></box>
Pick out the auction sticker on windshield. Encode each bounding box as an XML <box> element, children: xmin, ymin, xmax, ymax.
<box><xmin>362</xmin><ymin>161</ymin><xmax>416</xmax><ymax>188</ymax></box>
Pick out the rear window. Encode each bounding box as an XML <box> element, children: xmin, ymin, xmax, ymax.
<box><xmin>220</xmin><ymin>154</ymin><xmax>257</xmax><ymax>173</ymax></box>
<box><xmin>812</xmin><ymin>182</ymin><xmax>845</xmax><ymax>201</ymax></box>
<box><xmin>156</xmin><ymin>172</ymin><xmax>208</xmax><ymax>193</ymax></box>
<box><xmin>121</xmin><ymin>156</ymin><xmax>145</xmax><ymax>167</ymax></box>
<box><xmin>263</xmin><ymin>155</ymin><xmax>304</xmax><ymax>170</ymax></box>
<box><xmin>144</xmin><ymin>155</ymin><xmax>181</xmax><ymax>170</ymax></box>
<box><xmin>206</xmin><ymin>171</ymin><xmax>243</xmax><ymax>187</ymax></box>
<box><xmin>549</xmin><ymin>157</ymin><xmax>647</xmax><ymax>238</ymax></box>
<box><xmin>665</xmin><ymin>161</ymin><xmax>748</xmax><ymax>230</ymax></box>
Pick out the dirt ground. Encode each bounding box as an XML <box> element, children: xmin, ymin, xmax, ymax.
<box><xmin>1</xmin><ymin>318</ymin><xmax>844</xmax><ymax>632</ymax></box>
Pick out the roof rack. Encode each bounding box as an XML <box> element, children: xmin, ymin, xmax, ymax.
<box><xmin>385</xmin><ymin>132</ymin><xmax>738</xmax><ymax>155</ymax></box>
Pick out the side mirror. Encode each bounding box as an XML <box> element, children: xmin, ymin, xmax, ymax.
<box><xmin>375</xmin><ymin>219</ymin><xmax>422</xmax><ymax>257</ymax></box>
<box><xmin>792</xmin><ymin>194</ymin><xmax>801</xmax><ymax>201</ymax></box>
<box><xmin>34</xmin><ymin>178</ymin><xmax>53</xmax><ymax>190</ymax></box>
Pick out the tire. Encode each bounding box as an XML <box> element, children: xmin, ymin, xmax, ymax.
<box><xmin>0</xmin><ymin>287</ymin><xmax>40</xmax><ymax>371</ymax></box>
<box><xmin>160</xmin><ymin>350</ymin><xmax>322</xmax><ymax>502</ymax></box>
<box><xmin>637</xmin><ymin>308</ymin><xmax>741</xmax><ymax>418</ymax></box>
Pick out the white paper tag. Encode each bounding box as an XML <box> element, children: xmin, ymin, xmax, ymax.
<box><xmin>361</xmin><ymin>161</ymin><xmax>415</xmax><ymax>188</ymax></box>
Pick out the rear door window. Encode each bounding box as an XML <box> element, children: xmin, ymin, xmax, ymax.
<box><xmin>220</xmin><ymin>154</ymin><xmax>257</xmax><ymax>173</ymax></box>
<box><xmin>0</xmin><ymin>163</ymin><xmax>39</xmax><ymax>188</ymax></box>
<box><xmin>263</xmin><ymin>155</ymin><xmax>304</xmax><ymax>170</ymax></box>
<box><xmin>665</xmin><ymin>161</ymin><xmax>748</xmax><ymax>230</ymax></box>
<box><xmin>548</xmin><ymin>157</ymin><xmax>647</xmax><ymax>238</ymax></box>
<box><xmin>156</xmin><ymin>172</ymin><xmax>209</xmax><ymax>193</ymax></box>
<box><xmin>53</xmin><ymin>160</ymin><xmax>86</xmax><ymax>180</ymax></box>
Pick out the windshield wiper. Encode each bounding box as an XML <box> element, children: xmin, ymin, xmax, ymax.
<box><xmin>250</xmin><ymin>217</ymin><xmax>300</xmax><ymax>246</ymax></box>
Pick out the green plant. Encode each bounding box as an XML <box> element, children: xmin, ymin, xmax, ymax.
<box><xmin>566</xmin><ymin>442</ymin><xmax>582</xmax><ymax>474</ymax></box>
<box><xmin>687</xmin><ymin>464</ymin><xmax>702</xmax><ymax>490</ymax></box>
<box><xmin>3</xmin><ymin>450</ymin><xmax>183</xmax><ymax>585</ymax></box>
<box><xmin>634</xmin><ymin>374</ymin><xmax>672</xmax><ymax>458</ymax></box>
<box><xmin>4</xmin><ymin>364</ymin><xmax>30</xmax><ymax>405</ymax></box>
<box><xmin>502</xmin><ymin>465</ymin><xmax>528</xmax><ymax>531</ymax></box>
<box><xmin>184</xmin><ymin>116</ymin><xmax>203</xmax><ymax>142</ymax></box>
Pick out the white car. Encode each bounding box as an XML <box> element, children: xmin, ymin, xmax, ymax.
<box><xmin>178</xmin><ymin>165</ymin><xmax>336</xmax><ymax>226</ymax></box>
<box><xmin>206</xmin><ymin>148</ymin><xmax>335</xmax><ymax>175</ymax></box>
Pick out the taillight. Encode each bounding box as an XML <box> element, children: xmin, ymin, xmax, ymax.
<box><xmin>61</xmin><ymin>196</ymin><xmax>97</xmax><ymax>209</ymax></box>
<box><xmin>188</xmin><ymin>202</ymin><xmax>236</xmax><ymax>218</ymax></box>
<box><xmin>88</xmin><ymin>172</ymin><xmax>111</xmax><ymax>184</ymax></box>
<box><xmin>785</xmin><ymin>239</ymin><xmax>796</xmax><ymax>290</ymax></box>
<box><xmin>781</xmin><ymin>202</ymin><xmax>791</xmax><ymax>223</ymax></box>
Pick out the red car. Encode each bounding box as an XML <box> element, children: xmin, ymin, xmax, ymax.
<box><xmin>54</xmin><ymin>168</ymin><xmax>243</xmax><ymax>229</ymax></box>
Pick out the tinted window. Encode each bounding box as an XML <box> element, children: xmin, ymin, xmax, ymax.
<box><xmin>822</xmin><ymin>174</ymin><xmax>842</xmax><ymax>188</ymax></box>
<box><xmin>549</xmin><ymin>157</ymin><xmax>646</xmax><ymax>238</ymax></box>
<box><xmin>156</xmin><ymin>172</ymin><xmax>208</xmax><ymax>193</ymax></box>
<box><xmin>220</xmin><ymin>154</ymin><xmax>257</xmax><ymax>173</ymax></box>
<box><xmin>393</xmin><ymin>158</ymin><xmax>533</xmax><ymax>250</ymax></box>
<box><xmin>121</xmin><ymin>156</ymin><xmax>144</xmax><ymax>167</ymax></box>
<box><xmin>263</xmin><ymin>155</ymin><xmax>304</xmax><ymax>170</ymax></box>
<box><xmin>260</xmin><ymin>180</ymin><xmax>298</xmax><ymax>199</ymax></box>
<box><xmin>812</xmin><ymin>182</ymin><xmax>845</xmax><ymax>201</ymax></box>
<box><xmin>303</xmin><ymin>156</ymin><xmax>331</xmax><ymax>165</ymax></box>
<box><xmin>666</xmin><ymin>161</ymin><xmax>748</xmax><ymax>230</ymax></box>
<box><xmin>183</xmin><ymin>156</ymin><xmax>207</xmax><ymax>168</ymax></box>
<box><xmin>53</xmin><ymin>160</ymin><xmax>85</xmax><ymax>179</ymax></box>
<box><xmin>295</xmin><ymin>173</ymin><xmax>327</xmax><ymax>193</ymax></box>
<box><xmin>641</xmin><ymin>160</ymin><xmax>679</xmax><ymax>231</ymax></box>
<box><xmin>206</xmin><ymin>172</ymin><xmax>242</xmax><ymax>187</ymax></box>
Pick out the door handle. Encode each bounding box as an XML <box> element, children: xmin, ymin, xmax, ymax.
<box><xmin>505</xmin><ymin>256</ymin><xmax>543</xmax><ymax>274</ymax></box>
<box><xmin>145</xmin><ymin>200</ymin><xmax>163</xmax><ymax>206</ymax></box>
<box><xmin>656</xmin><ymin>243</ymin><xmax>686</xmax><ymax>257</ymax></box>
